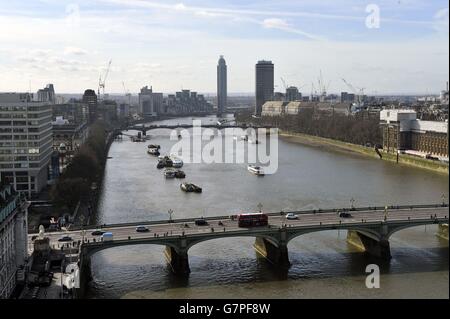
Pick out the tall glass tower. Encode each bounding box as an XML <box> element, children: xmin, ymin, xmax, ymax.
<box><xmin>255</xmin><ymin>60</ymin><xmax>274</xmax><ymax>116</ymax></box>
<box><xmin>217</xmin><ymin>55</ymin><xmax>227</xmax><ymax>116</ymax></box>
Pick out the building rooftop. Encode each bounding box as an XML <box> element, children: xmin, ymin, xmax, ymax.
<box><xmin>380</xmin><ymin>109</ymin><xmax>448</xmax><ymax>134</ymax></box>
<box><xmin>0</xmin><ymin>92</ymin><xmax>33</xmax><ymax>103</ymax></box>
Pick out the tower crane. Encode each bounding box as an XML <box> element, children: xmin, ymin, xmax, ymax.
<box><xmin>122</xmin><ymin>81</ymin><xmax>131</xmax><ymax>106</ymax></box>
<box><xmin>310</xmin><ymin>82</ymin><xmax>318</xmax><ymax>101</ymax></box>
<box><xmin>98</xmin><ymin>60</ymin><xmax>112</xmax><ymax>101</ymax></box>
<box><xmin>317</xmin><ymin>70</ymin><xmax>330</xmax><ymax>101</ymax></box>
<box><xmin>280</xmin><ymin>77</ymin><xmax>288</xmax><ymax>91</ymax></box>
<box><xmin>341</xmin><ymin>78</ymin><xmax>365</xmax><ymax>104</ymax></box>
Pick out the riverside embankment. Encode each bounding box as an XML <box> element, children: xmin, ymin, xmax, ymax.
<box><xmin>279</xmin><ymin>131</ymin><xmax>449</xmax><ymax>175</ymax></box>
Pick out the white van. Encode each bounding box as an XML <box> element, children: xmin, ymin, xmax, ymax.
<box><xmin>101</xmin><ymin>232</ymin><xmax>114</xmax><ymax>242</ymax></box>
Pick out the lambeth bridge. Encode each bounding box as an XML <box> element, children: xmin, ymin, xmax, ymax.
<box><xmin>123</xmin><ymin>122</ymin><xmax>274</xmax><ymax>136</ymax></box>
<box><xmin>35</xmin><ymin>204</ymin><xmax>449</xmax><ymax>296</ymax></box>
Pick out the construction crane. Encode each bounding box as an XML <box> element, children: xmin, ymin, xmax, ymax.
<box><xmin>341</xmin><ymin>78</ymin><xmax>365</xmax><ymax>104</ymax></box>
<box><xmin>98</xmin><ymin>60</ymin><xmax>112</xmax><ymax>101</ymax></box>
<box><xmin>122</xmin><ymin>81</ymin><xmax>131</xmax><ymax>106</ymax></box>
<box><xmin>317</xmin><ymin>70</ymin><xmax>331</xmax><ymax>102</ymax></box>
<box><xmin>280</xmin><ymin>77</ymin><xmax>288</xmax><ymax>91</ymax></box>
<box><xmin>310</xmin><ymin>82</ymin><xmax>318</xmax><ymax>101</ymax></box>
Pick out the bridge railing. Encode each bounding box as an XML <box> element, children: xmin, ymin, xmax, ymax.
<box><xmin>80</xmin><ymin>215</ymin><xmax>450</xmax><ymax>249</ymax></box>
<box><xmin>55</xmin><ymin>203</ymin><xmax>448</xmax><ymax>233</ymax></box>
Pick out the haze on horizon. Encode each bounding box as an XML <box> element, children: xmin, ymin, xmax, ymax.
<box><xmin>0</xmin><ymin>0</ymin><xmax>448</xmax><ymax>95</ymax></box>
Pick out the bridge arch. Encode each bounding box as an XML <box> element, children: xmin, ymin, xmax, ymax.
<box><xmin>385</xmin><ymin>221</ymin><xmax>444</xmax><ymax>240</ymax></box>
<box><xmin>81</xmin><ymin>240</ymin><xmax>181</xmax><ymax>260</ymax></box>
<box><xmin>285</xmin><ymin>226</ymin><xmax>382</xmax><ymax>244</ymax></box>
<box><xmin>185</xmin><ymin>233</ymin><xmax>280</xmax><ymax>252</ymax></box>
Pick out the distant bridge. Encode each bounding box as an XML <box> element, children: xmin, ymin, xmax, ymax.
<box><xmin>124</xmin><ymin>123</ymin><xmax>274</xmax><ymax>135</ymax></box>
<box><xmin>32</xmin><ymin>204</ymin><xmax>449</xmax><ymax>297</ymax></box>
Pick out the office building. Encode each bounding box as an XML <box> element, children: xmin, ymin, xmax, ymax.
<box><xmin>286</xmin><ymin>86</ymin><xmax>301</xmax><ymax>101</ymax></box>
<box><xmin>0</xmin><ymin>93</ymin><xmax>53</xmax><ymax>196</ymax></box>
<box><xmin>164</xmin><ymin>90</ymin><xmax>213</xmax><ymax>115</ymax></box>
<box><xmin>36</xmin><ymin>84</ymin><xmax>55</xmax><ymax>104</ymax></box>
<box><xmin>255</xmin><ymin>60</ymin><xmax>274</xmax><ymax>116</ymax></box>
<box><xmin>138</xmin><ymin>86</ymin><xmax>164</xmax><ymax>117</ymax></box>
<box><xmin>82</xmin><ymin>89</ymin><xmax>98</xmax><ymax>123</ymax></box>
<box><xmin>380</xmin><ymin>109</ymin><xmax>448</xmax><ymax>158</ymax></box>
<box><xmin>341</xmin><ymin>92</ymin><xmax>355</xmax><ymax>103</ymax></box>
<box><xmin>217</xmin><ymin>55</ymin><xmax>227</xmax><ymax>115</ymax></box>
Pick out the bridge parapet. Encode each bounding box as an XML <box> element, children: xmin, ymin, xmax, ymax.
<box><xmin>53</xmin><ymin>203</ymin><xmax>448</xmax><ymax>234</ymax></box>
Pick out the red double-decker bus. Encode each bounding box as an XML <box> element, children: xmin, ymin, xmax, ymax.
<box><xmin>237</xmin><ymin>213</ymin><xmax>268</xmax><ymax>227</ymax></box>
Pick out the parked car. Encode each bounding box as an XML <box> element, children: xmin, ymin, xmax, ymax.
<box><xmin>195</xmin><ymin>218</ymin><xmax>208</xmax><ymax>226</ymax></box>
<box><xmin>135</xmin><ymin>225</ymin><xmax>149</xmax><ymax>232</ymax></box>
<box><xmin>91</xmin><ymin>230</ymin><xmax>106</xmax><ymax>236</ymax></box>
<box><xmin>286</xmin><ymin>213</ymin><xmax>299</xmax><ymax>220</ymax></box>
<box><xmin>58</xmin><ymin>236</ymin><xmax>72</xmax><ymax>242</ymax></box>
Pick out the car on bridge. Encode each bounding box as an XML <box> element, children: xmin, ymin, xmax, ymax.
<box><xmin>58</xmin><ymin>236</ymin><xmax>73</xmax><ymax>242</ymax></box>
<box><xmin>102</xmin><ymin>232</ymin><xmax>114</xmax><ymax>241</ymax></box>
<box><xmin>195</xmin><ymin>218</ymin><xmax>208</xmax><ymax>226</ymax></box>
<box><xmin>339</xmin><ymin>211</ymin><xmax>352</xmax><ymax>218</ymax></box>
<box><xmin>136</xmin><ymin>226</ymin><xmax>150</xmax><ymax>232</ymax></box>
<box><xmin>91</xmin><ymin>230</ymin><xmax>106</xmax><ymax>236</ymax></box>
<box><xmin>285</xmin><ymin>213</ymin><xmax>298</xmax><ymax>220</ymax></box>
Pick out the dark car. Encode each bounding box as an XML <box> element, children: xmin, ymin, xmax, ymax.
<box><xmin>339</xmin><ymin>211</ymin><xmax>352</xmax><ymax>218</ymax></box>
<box><xmin>195</xmin><ymin>218</ymin><xmax>208</xmax><ymax>226</ymax></box>
<box><xmin>91</xmin><ymin>230</ymin><xmax>106</xmax><ymax>236</ymax></box>
<box><xmin>58</xmin><ymin>236</ymin><xmax>73</xmax><ymax>242</ymax></box>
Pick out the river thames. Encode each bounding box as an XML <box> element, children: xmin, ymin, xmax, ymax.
<box><xmin>87</xmin><ymin>115</ymin><xmax>449</xmax><ymax>299</ymax></box>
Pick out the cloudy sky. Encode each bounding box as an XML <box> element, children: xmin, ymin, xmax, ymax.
<box><xmin>0</xmin><ymin>0</ymin><xmax>448</xmax><ymax>95</ymax></box>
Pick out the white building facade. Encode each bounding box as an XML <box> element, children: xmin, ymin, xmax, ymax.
<box><xmin>0</xmin><ymin>184</ymin><xmax>28</xmax><ymax>299</ymax></box>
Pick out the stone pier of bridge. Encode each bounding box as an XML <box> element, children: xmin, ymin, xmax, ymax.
<box><xmin>346</xmin><ymin>222</ymin><xmax>392</xmax><ymax>259</ymax></box>
<box><xmin>253</xmin><ymin>237</ymin><xmax>290</xmax><ymax>266</ymax></box>
<box><xmin>436</xmin><ymin>224</ymin><xmax>449</xmax><ymax>240</ymax></box>
<box><xmin>347</xmin><ymin>230</ymin><xmax>392</xmax><ymax>259</ymax></box>
<box><xmin>164</xmin><ymin>237</ymin><xmax>190</xmax><ymax>275</ymax></box>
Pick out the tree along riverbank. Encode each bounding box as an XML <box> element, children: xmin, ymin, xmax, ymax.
<box><xmin>50</xmin><ymin>120</ymin><xmax>115</xmax><ymax>227</ymax></box>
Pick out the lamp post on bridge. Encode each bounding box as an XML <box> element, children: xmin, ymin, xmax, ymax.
<box><xmin>350</xmin><ymin>198</ymin><xmax>355</xmax><ymax>210</ymax></box>
<box><xmin>257</xmin><ymin>203</ymin><xmax>263</xmax><ymax>213</ymax></box>
<box><xmin>168</xmin><ymin>209</ymin><xmax>174</xmax><ymax>223</ymax></box>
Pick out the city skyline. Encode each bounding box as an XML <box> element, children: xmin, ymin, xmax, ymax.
<box><xmin>0</xmin><ymin>0</ymin><xmax>448</xmax><ymax>95</ymax></box>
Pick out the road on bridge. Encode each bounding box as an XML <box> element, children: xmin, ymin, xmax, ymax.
<box><xmin>30</xmin><ymin>206</ymin><xmax>448</xmax><ymax>250</ymax></box>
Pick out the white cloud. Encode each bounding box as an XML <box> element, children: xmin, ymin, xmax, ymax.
<box><xmin>195</xmin><ymin>10</ymin><xmax>224</xmax><ymax>18</ymax></box>
<box><xmin>262</xmin><ymin>18</ymin><xmax>290</xmax><ymax>29</ymax></box>
<box><xmin>64</xmin><ymin>46</ymin><xmax>89</xmax><ymax>56</ymax></box>
<box><xmin>174</xmin><ymin>3</ymin><xmax>187</xmax><ymax>11</ymax></box>
<box><xmin>433</xmin><ymin>8</ymin><xmax>449</xmax><ymax>34</ymax></box>
<box><xmin>262</xmin><ymin>18</ymin><xmax>325</xmax><ymax>40</ymax></box>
